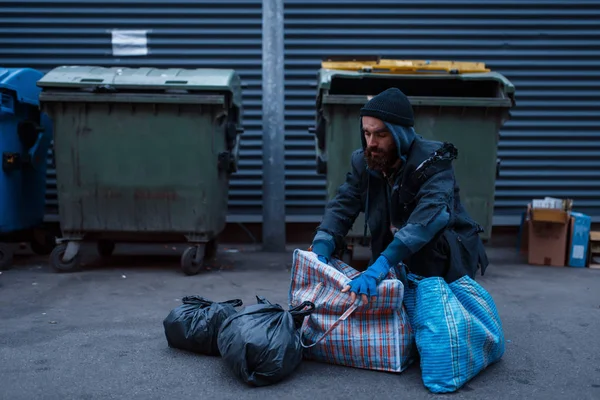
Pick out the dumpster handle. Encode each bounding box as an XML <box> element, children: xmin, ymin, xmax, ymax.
<box><xmin>2</xmin><ymin>152</ymin><xmax>21</xmax><ymax>172</ymax></box>
<box><xmin>496</xmin><ymin>158</ymin><xmax>501</xmax><ymax>179</ymax></box>
<box><xmin>17</xmin><ymin>120</ymin><xmax>51</xmax><ymax>170</ymax></box>
<box><xmin>93</xmin><ymin>85</ymin><xmax>118</xmax><ymax>94</ymax></box>
<box><xmin>218</xmin><ymin>151</ymin><xmax>236</xmax><ymax>174</ymax></box>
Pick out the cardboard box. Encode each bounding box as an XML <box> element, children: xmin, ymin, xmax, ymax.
<box><xmin>567</xmin><ymin>212</ymin><xmax>592</xmax><ymax>268</ymax></box>
<box><xmin>527</xmin><ymin>218</ymin><xmax>569</xmax><ymax>267</ymax></box>
<box><xmin>530</xmin><ymin>208</ymin><xmax>570</xmax><ymax>224</ymax></box>
<box><xmin>524</xmin><ymin>202</ymin><xmax>592</xmax><ymax>268</ymax></box>
<box><xmin>526</xmin><ymin>204</ymin><xmax>570</xmax><ymax>267</ymax></box>
<box><xmin>588</xmin><ymin>231</ymin><xmax>600</xmax><ymax>269</ymax></box>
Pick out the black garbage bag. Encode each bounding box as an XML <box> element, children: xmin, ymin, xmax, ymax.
<box><xmin>163</xmin><ymin>296</ymin><xmax>243</xmax><ymax>356</ymax></box>
<box><xmin>217</xmin><ymin>296</ymin><xmax>316</xmax><ymax>387</ymax></box>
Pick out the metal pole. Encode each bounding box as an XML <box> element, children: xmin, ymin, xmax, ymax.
<box><xmin>262</xmin><ymin>0</ymin><xmax>286</xmax><ymax>252</ymax></box>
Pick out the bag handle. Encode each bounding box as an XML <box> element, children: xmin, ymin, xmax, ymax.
<box><xmin>182</xmin><ymin>296</ymin><xmax>212</xmax><ymax>306</ymax></box>
<box><xmin>295</xmin><ymin>278</ymin><xmax>360</xmax><ymax>349</ymax></box>
<box><xmin>300</xmin><ymin>302</ymin><xmax>359</xmax><ymax>349</ymax></box>
<box><xmin>221</xmin><ymin>299</ymin><xmax>244</xmax><ymax>308</ymax></box>
<box><xmin>182</xmin><ymin>296</ymin><xmax>243</xmax><ymax>308</ymax></box>
<box><xmin>289</xmin><ymin>301</ymin><xmax>316</xmax><ymax>329</ymax></box>
<box><xmin>289</xmin><ymin>301</ymin><xmax>316</xmax><ymax>319</ymax></box>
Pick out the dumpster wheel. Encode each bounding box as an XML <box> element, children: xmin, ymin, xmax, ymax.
<box><xmin>0</xmin><ymin>243</ymin><xmax>14</xmax><ymax>271</ymax></box>
<box><xmin>181</xmin><ymin>245</ymin><xmax>207</xmax><ymax>276</ymax></box>
<box><xmin>49</xmin><ymin>243</ymin><xmax>81</xmax><ymax>272</ymax></box>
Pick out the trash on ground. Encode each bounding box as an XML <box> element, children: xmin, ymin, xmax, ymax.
<box><xmin>519</xmin><ymin>198</ymin><xmax>594</xmax><ymax>268</ymax></box>
<box><xmin>217</xmin><ymin>295</ymin><xmax>315</xmax><ymax>387</ymax></box>
<box><xmin>163</xmin><ymin>296</ymin><xmax>243</xmax><ymax>356</ymax></box>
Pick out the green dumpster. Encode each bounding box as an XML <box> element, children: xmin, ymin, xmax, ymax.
<box><xmin>37</xmin><ymin>66</ymin><xmax>244</xmax><ymax>275</ymax></box>
<box><xmin>311</xmin><ymin>58</ymin><xmax>515</xmax><ymax>260</ymax></box>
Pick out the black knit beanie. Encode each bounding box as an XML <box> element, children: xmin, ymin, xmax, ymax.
<box><xmin>359</xmin><ymin>87</ymin><xmax>414</xmax><ymax>127</ymax></box>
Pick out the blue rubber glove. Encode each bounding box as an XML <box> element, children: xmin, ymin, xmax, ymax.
<box><xmin>311</xmin><ymin>239</ymin><xmax>334</xmax><ymax>265</ymax></box>
<box><xmin>342</xmin><ymin>255</ymin><xmax>392</xmax><ymax>303</ymax></box>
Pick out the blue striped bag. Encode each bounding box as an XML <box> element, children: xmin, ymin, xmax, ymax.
<box><xmin>403</xmin><ymin>272</ymin><xmax>505</xmax><ymax>393</ymax></box>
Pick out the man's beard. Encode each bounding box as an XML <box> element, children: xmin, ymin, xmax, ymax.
<box><xmin>364</xmin><ymin>147</ymin><xmax>398</xmax><ymax>172</ymax></box>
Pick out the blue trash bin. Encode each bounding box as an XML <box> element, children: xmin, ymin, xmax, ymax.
<box><xmin>0</xmin><ymin>67</ymin><xmax>54</xmax><ymax>270</ymax></box>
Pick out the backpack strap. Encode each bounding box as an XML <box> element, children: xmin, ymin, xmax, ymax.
<box><xmin>396</xmin><ymin>142</ymin><xmax>458</xmax><ymax>205</ymax></box>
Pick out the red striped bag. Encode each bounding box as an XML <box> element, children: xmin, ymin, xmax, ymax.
<box><xmin>288</xmin><ymin>249</ymin><xmax>416</xmax><ymax>373</ymax></box>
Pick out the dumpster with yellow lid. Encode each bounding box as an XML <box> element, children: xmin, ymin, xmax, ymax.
<box><xmin>310</xmin><ymin>57</ymin><xmax>515</xmax><ymax>262</ymax></box>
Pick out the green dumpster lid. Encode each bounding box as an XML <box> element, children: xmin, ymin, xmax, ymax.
<box><xmin>37</xmin><ymin>66</ymin><xmax>243</xmax><ymax>109</ymax></box>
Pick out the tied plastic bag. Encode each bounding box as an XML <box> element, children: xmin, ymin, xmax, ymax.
<box><xmin>404</xmin><ymin>273</ymin><xmax>505</xmax><ymax>393</ymax></box>
<box><xmin>163</xmin><ymin>296</ymin><xmax>243</xmax><ymax>356</ymax></box>
<box><xmin>217</xmin><ymin>296</ymin><xmax>315</xmax><ymax>387</ymax></box>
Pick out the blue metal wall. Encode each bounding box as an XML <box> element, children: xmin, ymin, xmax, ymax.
<box><xmin>0</xmin><ymin>0</ymin><xmax>265</xmax><ymax>221</ymax></box>
<box><xmin>1</xmin><ymin>0</ymin><xmax>599</xmax><ymax>225</ymax></box>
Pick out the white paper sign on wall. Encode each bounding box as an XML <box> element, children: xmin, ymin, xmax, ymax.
<box><xmin>111</xmin><ymin>30</ymin><xmax>149</xmax><ymax>56</ymax></box>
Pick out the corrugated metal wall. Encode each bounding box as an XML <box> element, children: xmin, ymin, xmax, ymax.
<box><xmin>1</xmin><ymin>0</ymin><xmax>599</xmax><ymax>225</ymax></box>
<box><xmin>284</xmin><ymin>0</ymin><xmax>600</xmax><ymax>224</ymax></box>
<box><xmin>0</xmin><ymin>0</ymin><xmax>265</xmax><ymax>221</ymax></box>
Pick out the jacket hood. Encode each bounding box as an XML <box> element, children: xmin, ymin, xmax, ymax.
<box><xmin>360</xmin><ymin>121</ymin><xmax>417</xmax><ymax>166</ymax></box>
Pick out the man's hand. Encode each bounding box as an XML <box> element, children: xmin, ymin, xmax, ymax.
<box><xmin>311</xmin><ymin>239</ymin><xmax>334</xmax><ymax>265</ymax></box>
<box><xmin>341</xmin><ymin>255</ymin><xmax>392</xmax><ymax>304</ymax></box>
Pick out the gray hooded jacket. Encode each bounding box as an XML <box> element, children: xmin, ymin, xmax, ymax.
<box><xmin>314</xmin><ymin>122</ymin><xmax>488</xmax><ymax>282</ymax></box>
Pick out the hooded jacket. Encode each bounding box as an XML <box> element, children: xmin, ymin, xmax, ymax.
<box><xmin>314</xmin><ymin>122</ymin><xmax>489</xmax><ymax>282</ymax></box>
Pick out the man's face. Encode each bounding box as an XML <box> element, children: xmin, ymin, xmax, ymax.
<box><xmin>361</xmin><ymin>116</ymin><xmax>398</xmax><ymax>172</ymax></box>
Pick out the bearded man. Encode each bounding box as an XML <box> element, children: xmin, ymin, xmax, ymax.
<box><xmin>310</xmin><ymin>87</ymin><xmax>489</xmax><ymax>303</ymax></box>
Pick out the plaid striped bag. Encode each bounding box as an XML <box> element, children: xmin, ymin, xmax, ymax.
<box><xmin>403</xmin><ymin>273</ymin><xmax>505</xmax><ymax>393</ymax></box>
<box><xmin>288</xmin><ymin>249</ymin><xmax>416</xmax><ymax>373</ymax></box>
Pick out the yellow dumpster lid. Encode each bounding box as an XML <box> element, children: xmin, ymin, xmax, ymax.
<box><xmin>321</xmin><ymin>58</ymin><xmax>490</xmax><ymax>74</ymax></box>
<box><xmin>316</xmin><ymin>57</ymin><xmax>515</xmax><ymax>102</ymax></box>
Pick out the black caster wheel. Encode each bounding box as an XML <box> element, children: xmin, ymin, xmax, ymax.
<box><xmin>49</xmin><ymin>243</ymin><xmax>81</xmax><ymax>272</ymax></box>
<box><xmin>0</xmin><ymin>243</ymin><xmax>14</xmax><ymax>271</ymax></box>
<box><xmin>181</xmin><ymin>245</ymin><xmax>206</xmax><ymax>276</ymax></box>
<box><xmin>97</xmin><ymin>240</ymin><xmax>115</xmax><ymax>257</ymax></box>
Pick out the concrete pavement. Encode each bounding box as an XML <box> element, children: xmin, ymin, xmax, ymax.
<box><xmin>0</xmin><ymin>244</ymin><xmax>599</xmax><ymax>400</ymax></box>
